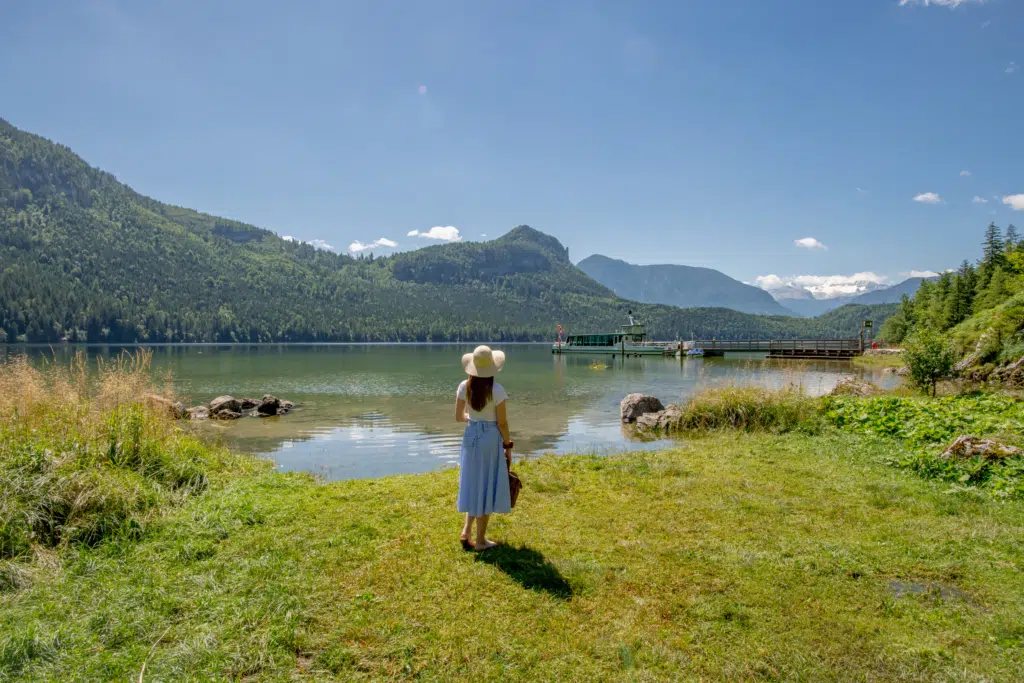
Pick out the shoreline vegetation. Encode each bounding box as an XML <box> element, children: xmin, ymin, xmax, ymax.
<box><xmin>2</xmin><ymin>355</ymin><xmax>1023</xmax><ymax>680</ymax></box>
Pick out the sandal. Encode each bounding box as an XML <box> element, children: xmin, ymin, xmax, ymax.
<box><xmin>459</xmin><ymin>535</ymin><xmax>473</xmax><ymax>551</ymax></box>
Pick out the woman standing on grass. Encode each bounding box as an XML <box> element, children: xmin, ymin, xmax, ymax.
<box><xmin>455</xmin><ymin>345</ymin><xmax>513</xmax><ymax>551</ymax></box>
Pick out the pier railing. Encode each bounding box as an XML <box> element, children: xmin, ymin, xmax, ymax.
<box><xmin>683</xmin><ymin>338</ymin><xmax>862</xmax><ymax>358</ymax></box>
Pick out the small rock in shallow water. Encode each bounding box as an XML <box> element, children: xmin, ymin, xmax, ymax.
<box><xmin>635</xmin><ymin>404</ymin><xmax>684</xmax><ymax>431</ymax></box>
<box><xmin>209</xmin><ymin>395</ymin><xmax>241</xmax><ymax>415</ymax></box>
<box><xmin>145</xmin><ymin>394</ymin><xmax>187</xmax><ymax>419</ymax></box>
<box><xmin>186</xmin><ymin>406</ymin><xmax>210</xmax><ymax>420</ymax></box>
<box><xmin>620</xmin><ymin>394</ymin><xmax>665</xmax><ymax>423</ymax></box>
<box><xmin>830</xmin><ymin>376</ymin><xmax>879</xmax><ymax>397</ymax></box>
<box><xmin>257</xmin><ymin>394</ymin><xmax>282</xmax><ymax>416</ymax></box>
<box><xmin>239</xmin><ymin>398</ymin><xmax>260</xmax><ymax>410</ymax></box>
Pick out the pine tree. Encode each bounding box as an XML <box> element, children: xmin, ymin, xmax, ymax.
<box><xmin>954</xmin><ymin>260</ymin><xmax>976</xmax><ymax>321</ymax></box>
<box><xmin>978</xmin><ymin>222</ymin><xmax>1006</xmax><ymax>290</ymax></box>
<box><xmin>1006</xmin><ymin>224</ymin><xmax>1019</xmax><ymax>251</ymax></box>
<box><xmin>976</xmin><ymin>266</ymin><xmax>1012</xmax><ymax>311</ymax></box>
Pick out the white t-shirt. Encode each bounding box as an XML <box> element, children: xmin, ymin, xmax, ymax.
<box><xmin>457</xmin><ymin>380</ymin><xmax>508</xmax><ymax>421</ymax></box>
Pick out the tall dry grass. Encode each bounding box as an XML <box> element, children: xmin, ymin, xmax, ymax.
<box><xmin>0</xmin><ymin>349</ymin><xmax>175</xmax><ymax>426</ymax></box>
<box><xmin>671</xmin><ymin>385</ymin><xmax>821</xmax><ymax>433</ymax></box>
<box><xmin>0</xmin><ymin>351</ymin><xmax>256</xmax><ymax>571</ymax></box>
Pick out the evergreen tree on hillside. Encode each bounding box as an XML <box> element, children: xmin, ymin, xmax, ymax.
<box><xmin>945</xmin><ymin>260</ymin><xmax>976</xmax><ymax>326</ymax></box>
<box><xmin>978</xmin><ymin>222</ymin><xmax>1006</xmax><ymax>290</ymax></box>
<box><xmin>1005</xmin><ymin>224</ymin><xmax>1019</xmax><ymax>252</ymax></box>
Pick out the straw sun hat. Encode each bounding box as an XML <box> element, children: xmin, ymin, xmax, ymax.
<box><xmin>462</xmin><ymin>345</ymin><xmax>506</xmax><ymax>378</ymax></box>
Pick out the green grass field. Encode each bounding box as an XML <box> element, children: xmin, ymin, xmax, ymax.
<box><xmin>3</xmin><ymin>430</ymin><xmax>1023</xmax><ymax>681</ymax></box>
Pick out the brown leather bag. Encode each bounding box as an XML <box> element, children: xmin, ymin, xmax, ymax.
<box><xmin>506</xmin><ymin>451</ymin><xmax>522</xmax><ymax>508</ymax></box>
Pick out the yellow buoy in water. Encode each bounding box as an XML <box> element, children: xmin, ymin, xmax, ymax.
<box><xmin>589</xmin><ymin>361</ymin><xmax>608</xmax><ymax>371</ymax></box>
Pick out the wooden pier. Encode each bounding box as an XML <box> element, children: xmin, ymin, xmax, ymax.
<box><xmin>683</xmin><ymin>338</ymin><xmax>862</xmax><ymax>359</ymax></box>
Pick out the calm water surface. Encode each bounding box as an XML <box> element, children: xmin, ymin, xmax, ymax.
<box><xmin>4</xmin><ymin>344</ymin><xmax>899</xmax><ymax>480</ymax></box>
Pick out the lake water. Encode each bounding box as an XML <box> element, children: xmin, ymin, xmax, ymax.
<box><xmin>3</xmin><ymin>344</ymin><xmax>898</xmax><ymax>480</ymax></box>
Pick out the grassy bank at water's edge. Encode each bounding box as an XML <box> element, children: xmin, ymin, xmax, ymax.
<box><xmin>2</xmin><ymin>434</ymin><xmax>1023</xmax><ymax>679</ymax></box>
<box><xmin>3</xmin><ymin>357</ymin><xmax>1024</xmax><ymax>680</ymax></box>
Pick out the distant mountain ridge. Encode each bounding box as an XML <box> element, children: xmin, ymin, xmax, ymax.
<box><xmin>775</xmin><ymin>277</ymin><xmax>935</xmax><ymax>317</ymax></box>
<box><xmin>577</xmin><ymin>255</ymin><xmax>791</xmax><ymax>316</ymax></box>
<box><xmin>0</xmin><ymin>117</ymin><xmax>897</xmax><ymax>343</ymax></box>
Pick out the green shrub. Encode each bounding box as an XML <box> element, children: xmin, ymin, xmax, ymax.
<box><xmin>903</xmin><ymin>329</ymin><xmax>956</xmax><ymax>396</ymax></box>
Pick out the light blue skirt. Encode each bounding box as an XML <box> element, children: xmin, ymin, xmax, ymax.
<box><xmin>457</xmin><ymin>420</ymin><xmax>512</xmax><ymax>517</ymax></box>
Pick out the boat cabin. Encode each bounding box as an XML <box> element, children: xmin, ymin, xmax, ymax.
<box><xmin>565</xmin><ymin>322</ymin><xmax>647</xmax><ymax>347</ymax></box>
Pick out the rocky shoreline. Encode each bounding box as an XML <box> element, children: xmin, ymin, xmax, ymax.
<box><xmin>147</xmin><ymin>394</ymin><xmax>295</xmax><ymax>420</ymax></box>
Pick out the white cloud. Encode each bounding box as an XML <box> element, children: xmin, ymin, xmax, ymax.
<box><xmin>480</xmin><ymin>233</ymin><xmax>488</xmax><ymax>237</ymax></box>
<box><xmin>407</xmin><ymin>226</ymin><xmax>463</xmax><ymax>242</ymax></box>
<box><xmin>856</xmin><ymin>187</ymin><xmax>867</xmax><ymax>194</ymax></box>
<box><xmin>794</xmin><ymin>237</ymin><xmax>827</xmax><ymax>250</ymax></box>
<box><xmin>280</xmin><ymin>235</ymin><xmax>337</xmax><ymax>251</ymax></box>
<box><xmin>902</xmin><ymin>270</ymin><xmax>940</xmax><ymax>278</ymax></box>
<box><xmin>899</xmin><ymin>0</ymin><xmax>984</xmax><ymax>7</ymax></box>
<box><xmin>1007</xmin><ymin>62</ymin><xmax>1019</xmax><ymax>75</ymax></box>
<box><xmin>755</xmin><ymin>272</ymin><xmax>890</xmax><ymax>299</ymax></box>
<box><xmin>973</xmin><ymin>196</ymin><xmax>989</xmax><ymax>204</ymax></box>
<box><xmin>1003</xmin><ymin>194</ymin><xmax>1024</xmax><ymax>211</ymax></box>
<box><xmin>347</xmin><ymin>237</ymin><xmax>399</xmax><ymax>253</ymax></box>
<box><xmin>913</xmin><ymin>192</ymin><xmax>943</xmax><ymax>204</ymax></box>
<box><xmin>754</xmin><ymin>274</ymin><xmax>790</xmax><ymax>291</ymax></box>
<box><xmin>960</xmin><ymin>170</ymin><xmax>971</xmax><ymax>177</ymax></box>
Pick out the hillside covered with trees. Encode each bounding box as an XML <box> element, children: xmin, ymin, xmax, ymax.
<box><xmin>881</xmin><ymin>222</ymin><xmax>1024</xmax><ymax>363</ymax></box>
<box><xmin>0</xmin><ymin>119</ymin><xmax>894</xmax><ymax>343</ymax></box>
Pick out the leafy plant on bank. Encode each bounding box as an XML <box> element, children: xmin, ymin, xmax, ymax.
<box><xmin>822</xmin><ymin>393</ymin><xmax>1024</xmax><ymax>497</ymax></box>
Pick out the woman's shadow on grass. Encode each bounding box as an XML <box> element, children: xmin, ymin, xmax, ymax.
<box><xmin>475</xmin><ymin>544</ymin><xmax>572</xmax><ymax>600</ymax></box>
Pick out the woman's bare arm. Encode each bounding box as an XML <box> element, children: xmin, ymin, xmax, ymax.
<box><xmin>455</xmin><ymin>397</ymin><xmax>468</xmax><ymax>423</ymax></box>
<box><xmin>496</xmin><ymin>401</ymin><xmax>511</xmax><ymax>452</ymax></box>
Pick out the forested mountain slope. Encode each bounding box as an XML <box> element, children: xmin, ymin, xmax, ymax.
<box><xmin>0</xmin><ymin>119</ymin><xmax>894</xmax><ymax>343</ymax></box>
<box><xmin>577</xmin><ymin>255</ymin><xmax>791</xmax><ymax>315</ymax></box>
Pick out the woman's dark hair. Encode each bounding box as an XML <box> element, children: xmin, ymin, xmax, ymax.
<box><xmin>466</xmin><ymin>375</ymin><xmax>494</xmax><ymax>412</ymax></box>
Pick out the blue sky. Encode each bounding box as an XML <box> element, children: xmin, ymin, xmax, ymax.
<box><xmin>2</xmin><ymin>0</ymin><xmax>1022</xmax><ymax>298</ymax></box>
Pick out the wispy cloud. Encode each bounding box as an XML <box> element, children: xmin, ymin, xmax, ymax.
<box><xmin>1004</xmin><ymin>195</ymin><xmax>1024</xmax><ymax>211</ymax></box>
<box><xmin>407</xmin><ymin>226</ymin><xmax>462</xmax><ymax>242</ymax></box>
<box><xmin>898</xmin><ymin>0</ymin><xmax>984</xmax><ymax>7</ymax></box>
<box><xmin>902</xmin><ymin>269</ymin><xmax>940</xmax><ymax>278</ymax></box>
<box><xmin>794</xmin><ymin>237</ymin><xmax>827</xmax><ymax>250</ymax></box>
<box><xmin>480</xmin><ymin>233</ymin><xmax>488</xmax><ymax>238</ymax></box>
<box><xmin>1007</xmin><ymin>62</ymin><xmax>1019</xmax><ymax>75</ymax></box>
<box><xmin>973</xmin><ymin>196</ymin><xmax>989</xmax><ymax>204</ymax></box>
<box><xmin>981</xmin><ymin>19</ymin><xmax>991</xmax><ymax>28</ymax></box>
<box><xmin>913</xmin><ymin>192</ymin><xmax>943</xmax><ymax>204</ymax></box>
<box><xmin>960</xmin><ymin>170</ymin><xmax>971</xmax><ymax>177</ymax></box>
<box><xmin>856</xmin><ymin>187</ymin><xmax>867</xmax><ymax>194</ymax></box>
<box><xmin>281</xmin><ymin>235</ymin><xmax>338</xmax><ymax>252</ymax></box>
<box><xmin>348</xmin><ymin>237</ymin><xmax>399</xmax><ymax>253</ymax></box>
